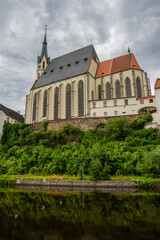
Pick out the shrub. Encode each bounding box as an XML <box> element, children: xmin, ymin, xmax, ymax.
<box><xmin>105</xmin><ymin>117</ymin><xmax>131</xmax><ymax>141</ymax></box>
<box><xmin>131</xmin><ymin>114</ymin><xmax>153</xmax><ymax>130</ymax></box>
<box><xmin>89</xmin><ymin>158</ymin><xmax>102</xmax><ymax>181</ymax></box>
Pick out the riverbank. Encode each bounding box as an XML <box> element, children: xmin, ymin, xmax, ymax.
<box><xmin>0</xmin><ymin>174</ymin><xmax>160</xmax><ymax>188</ymax></box>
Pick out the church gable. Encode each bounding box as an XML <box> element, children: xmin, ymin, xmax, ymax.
<box><xmin>32</xmin><ymin>45</ymin><xmax>99</xmax><ymax>90</ymax></box>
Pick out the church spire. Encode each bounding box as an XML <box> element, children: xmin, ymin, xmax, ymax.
<box><xmin>37</xmin><ymin>25</ymin><xmax>50</xmax><ymax>64</ymax></box>
<box><xmin>41</xmin><ymin>25</ymin><xmax>48</xmax><ymax>58</ymax></box>
<box><xmin>36</xmin><ymin>26</ymin><xmax>50</xmax><ymax>79</ymax></box>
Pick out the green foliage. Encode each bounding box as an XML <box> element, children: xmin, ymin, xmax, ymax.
<box><xmin>105</xmin><ymin>117</ymin><xmax>131</xmax><ymax>140</ymax></box>
<box><xmin>0</xmin><ymin>115</ymin><xmax>160</xmax><ymax>180</ymax></box>
<box><xmin>131</xmin><ymin>114</ymin><xmax>153</xmax><ymax>130</ymax></box>
<box><xmin>42</xmin><ymin>120</ymin><xmax>48</xmax><ymax>132</ymax></box>
<box><xmin>89</xmin><ymin>158</ymin><xmax>103</xmax><ymax>181</ymax></box>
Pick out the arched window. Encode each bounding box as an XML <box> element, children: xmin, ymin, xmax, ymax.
<box><xmin>106</xmin><ymin>82</ymin><xmax>111</xmax><ymax>99</ymax></box>
<box><xmin>43</xmin><ymin>90</ymin><xmax>47</xmax><ymax>117</ymax></box>
<box><xmin>54</xmin><ymin>87</ymin><xmax>59</xmax><ymax>120</ymax></box>
<box><xmin>98</xmin><ymin>84</ymin><xmax>101</xmax><ymax>100</ymax></box>
<box><xmin>136</xmin><ymin>77</ymin><xmax>142</xmax><ymax>98</ymax></box>
<box><xmin>43</xmin><ymin>61</ymin><xmax>45</xmax><ymax>69</ymax></box>
<box><xmin>125</xmin><ymin>77</ymin><xmax>131</xmax><ymax>97</ymax></box>
<box><xmin>33</xmin><ymin>92</ymin><xmax>37</xmax><ymax>121</ymax></box>
<box><xmin>66</xmin><ymin>84</ymin><xmax>71</xmax><ymax>118</ymax></box>
<box><xmin>78</xmin><ymin>80</ymin><xmax>84</xmax><ymax>116</ymax></box>
<box><xmin>115</xmin><ymin>80</ymin><xmax>121</xmax><ymax>98</ymax></box>
<box><xmin>92</xmin><ymin>90</ymin><xmax>94</xmax><ymax>100</ymax></box>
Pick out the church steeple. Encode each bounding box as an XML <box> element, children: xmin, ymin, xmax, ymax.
<box><xmin>41</xmin><ymin>25</ymin><xmax>48</xmax><ymax>59</ymax></box>
<box><xmin>37</xmin><ymin>26</ymin><xmax>50</xmax><ymax>79</ymax></box>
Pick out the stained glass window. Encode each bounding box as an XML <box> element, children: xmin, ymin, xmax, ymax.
<box><xmin>78</xmin><ymin>80</ymin><xmax>84</xmax><ymax>116</ymax></box>
<box><xmin>116</xmin><ymin>81</ymin><xmax>121</xmax><ymax>98</ymax></box>
<box><xmin>33</xmin><ymin>92</ymin><xmax>37</xmax><ymax>121</ymax></box>
<box><xmin>106</xmin><ymin>82</ymin><xmax>111</xmax><ymax>99</ymax></box>
<box><xmin>126</xmin><ymin>78</ymin><xmax>131</xmax><ymax>97</ymax></box>
<box><xmin>66</xmin><ymin>84</ymin><xmax>71</xmax><ymax>118</ymax></box>
<box><xmin>54</xmin><ymin>87</ymin><xmax>59</xmax><ymax>120</ymax></box>
<box><xmin>43</xmin><ymin>90</ymin><xmax>47</xmax><ymax>117</ymax></box>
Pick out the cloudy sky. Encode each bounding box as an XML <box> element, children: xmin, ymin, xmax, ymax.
<box><xmin>0</xmin><ymin>0</ymin><xmax>160</xmax><ymax>115</ymax></box>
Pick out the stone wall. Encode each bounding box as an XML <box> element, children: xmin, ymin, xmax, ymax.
<box><xmin>28</xmin><ymin>115</ymin><xmax>138</xmax><ymax>131</ymax></box>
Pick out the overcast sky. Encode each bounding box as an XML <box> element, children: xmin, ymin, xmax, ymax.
<box><xmin>0</xmin><ymin>0</ymin><xmax>160</xmax><ymax>115</ymax></box>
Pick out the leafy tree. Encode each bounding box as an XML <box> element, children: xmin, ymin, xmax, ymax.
<box><xmin>105</xmin><ymin>117</ymin><xmax>131</xmax><ymax>141</ymax></box>
<box><xmin>89</xmin><ymin>158</ymin><xmax>102</xmax><ymax>181</ymax></box>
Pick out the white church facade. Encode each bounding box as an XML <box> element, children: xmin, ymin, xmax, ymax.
<box><xmin>25</xmin><ymin>28</ymin><xmax>160</xmax><ymax>128</ymax></box>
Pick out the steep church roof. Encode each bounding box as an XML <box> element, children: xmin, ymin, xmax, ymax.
<box><xmin>32</xmin><ymin>44</ymin><xmax>99</xmax><ymax>90</ymax></box>
<box><xmin>0</xmin><ymin>104</ymin><xmax>24</xmax><ymax>123</ymax></box>
<box><xmin>96</xmin><ymin>53</ymin><xmax>141</xmax><ymax>78</ymax></box>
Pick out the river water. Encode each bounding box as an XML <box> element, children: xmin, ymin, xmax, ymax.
<box><xmin>0</xmin><ymin>186</ymin><xmax>160</xmax><ymax>240</ymax></box>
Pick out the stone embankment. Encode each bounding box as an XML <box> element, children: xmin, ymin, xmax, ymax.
<box><xmin>16</xmin><ymin>179</ymin><xmax>136</xmax><ymax>188</ymax></box>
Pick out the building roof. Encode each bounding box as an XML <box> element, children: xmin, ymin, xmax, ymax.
<box><xmin>32</xmin><ymin>45</ymin><xmax>99</xmax><ymax>89</ymax></box>
<box><xmin>96</xmin><ymin>53</ymin><xmax>141</xmax><ymax>78</ymax></box>
<box><xmin>154</xmin><ymin>78</ymin><xmax>160</xmax><ymax>89</ymax></box>
<box><xmin>0</xmin><ymin>104</ymin><xmax>24</xmax><ymax>123</ymax></box>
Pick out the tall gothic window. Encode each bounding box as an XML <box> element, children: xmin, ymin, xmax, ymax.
<box><xmin>92</xmin><ymin>90</ymin><xmax>94</xmax><ymax>100</ymax></box>
<box><xmin>115</xmin><ymin>80</ymin><xmax>121</xmax><ymax>98</ymax></box>
<box><xmin>54</xmin><ymin>87</ymin><xmax>59</xmax><ymax>120</ymax></box>
<box><xmin>125</xmin><ymin>77</ymin><xmax>132</xmax><ymax>97</ymax></box>
<box><xmin>106</xmin><ymin>82</ymin><xmax>111</xmax><ymax>99</ymax></box>
<box><xmin>43</xmin><ymin>61</ymin><xmax>45</xmax><ymax>69</ymax></box>
<box><xmin>78</xmin><ymin>80</ymin><xmax>84</xmax><ymax>116</ymax></box>
<box><xmin>136</xmin><ymin>77</ymin><xmax>142</xmax><ymax>98</ymax></box>
<box><xmin>33</xmin><ymin>92</ymin><xmax>37</xmax><ymax>121</ymax></box>
<box><xmin>98</xmin><ymin>84</ymin><xmax>101</xmax><ymax>100</ymax></box>
<box><xmin>43</xmin><ymin>90</ymin><xmax>47</xmax><ymax>117</ymax></box>
<box><xmin>66</xmin><ymin>84</ymin><xmax>71</xmax><ymax>118</ymax></box>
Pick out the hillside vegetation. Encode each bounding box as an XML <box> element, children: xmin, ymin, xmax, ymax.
<box><xmin>0</xmin><ymin>114</ymin><xmax>160</xmax><ymax>181</ymax></box>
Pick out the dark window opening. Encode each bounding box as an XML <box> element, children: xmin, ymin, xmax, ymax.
<box><xmin>60</xmin><ymin>66</ymin><xmax>63</xmax><ymax>69</ymax></box>
<box><xmin>98</xmin><ymin>84</ymin><xmax>102</xmax><ymax>100</ymax></box>
<box><xmin>44</xmin><ymin>72</ymin><xmax>47</xmax><ymax>75</ymax></box>
<box><xmin>84</xmin><ymin>58</ymin><xmax>88</xmax><ymax>61</ymax></box>
<box><xmin>149</xmin><ymin>99</ymin><xmax>153</xmax><ymax>103</ymax></box>
<box><xmin>136</xmin><ymin>77</ymin><xmax>142</xmax><ymax>98</ymax></box>
<box><xmin>106</xmin><ymin>82</ymin><xmax>111</xmax><ymax>99</ymax></box>
<box><xmin>67</xmin><ymin>63</ymin><xmax>71</xmax><ymax>67</ymax></box>
<box><xmin>43</xmin><ymin>90</ymin><xmax>47</xmax><ymax>117</ymax></box>
<box><xmin>75</xmin><ymin>61</ymin><xmax>79</xmax><ymax>64</ymax></box>
<box><xmin>50</xmin><ymin>69</ymin><xmax>54</xmax><ymax>72</ymax></box>
<box><xmin>54</xmin><ymin>87</ymin><xmax>59</xmax><ymax>120</ymax></box>
<box><xmin>78</xmin><ymin>80</ymin><xmax>84</xmax><ymax>116</ymax></box>
<box><xmin>126</xmin><ymin>77</ymin><xmax>131</xmax><ymax>97</ymax></box>
<box><xmin>66</xmin><ymin>84</ymin><xmax>71</xmax><ymax>118</ymax></box>
<box><xmin>116</xmin><ymin>81</ymin><xmax>121</xmax><ymax>98</ymax></box>
<box><xmin>43</xmin><ymin>61</ymin><xmax>45</xmax><ymax>69</ymax></box>
<box><xmin>33</xmin><ymin>93</ymin><xmax>37</xmax><ymax>121</ymax></box>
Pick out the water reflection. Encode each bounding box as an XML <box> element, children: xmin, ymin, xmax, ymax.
<box><xmin>0</xmin><ymin>187</ymin><xmax>160</xmax><ymax>240</ymax></box>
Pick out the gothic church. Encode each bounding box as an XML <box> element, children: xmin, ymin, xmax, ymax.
<box><xmin>25</xmin><ymin>28</ymin><xmax>153</xmax><ymax>124</ymax></box>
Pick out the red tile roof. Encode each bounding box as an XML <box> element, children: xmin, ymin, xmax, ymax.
<box><xmin>136</xmin><ymin>95</ymin><xmax>155</xmax><ymax>100</ymax></box>
<box><xmin>154</xmin><ymin>78</ymin><xmax>160</xmax><ymax>89</ymax></box>
<box><xmin>96</xmin><ymin>53</ymin><xmax>141</xmax><ymax>78</ymax></box>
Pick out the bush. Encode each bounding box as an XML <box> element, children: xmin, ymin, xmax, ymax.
<box><xmin>89</xmin><ymin>158</ymin><xmax>102</xmax><ymax>181</ymax></box>
<box><xmin>131</xmin><ymin>114</ymin><xmax>153</xmax><ymax>130</ymax></box>
<box><xmin>105</xmin><ymin>118</ymin><xmax>131</xmax><ymax>141</ymax></box>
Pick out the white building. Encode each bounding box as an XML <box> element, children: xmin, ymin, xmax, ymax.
<box><xmin>0</xmin><ymin>104</ymin><xmax>24</xmax><ymax>137</ymax></box>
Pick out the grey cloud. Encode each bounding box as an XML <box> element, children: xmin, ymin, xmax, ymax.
<box><xmin>0</xmin><ymin>0</ymin><xmax>159</xmax><ymax>114</ymax></box>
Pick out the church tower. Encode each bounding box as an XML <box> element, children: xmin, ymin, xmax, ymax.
<box><xmin>36</xmin><ymin>25</ymin><xmax>50</xmax><ymax>79</ymax></box>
